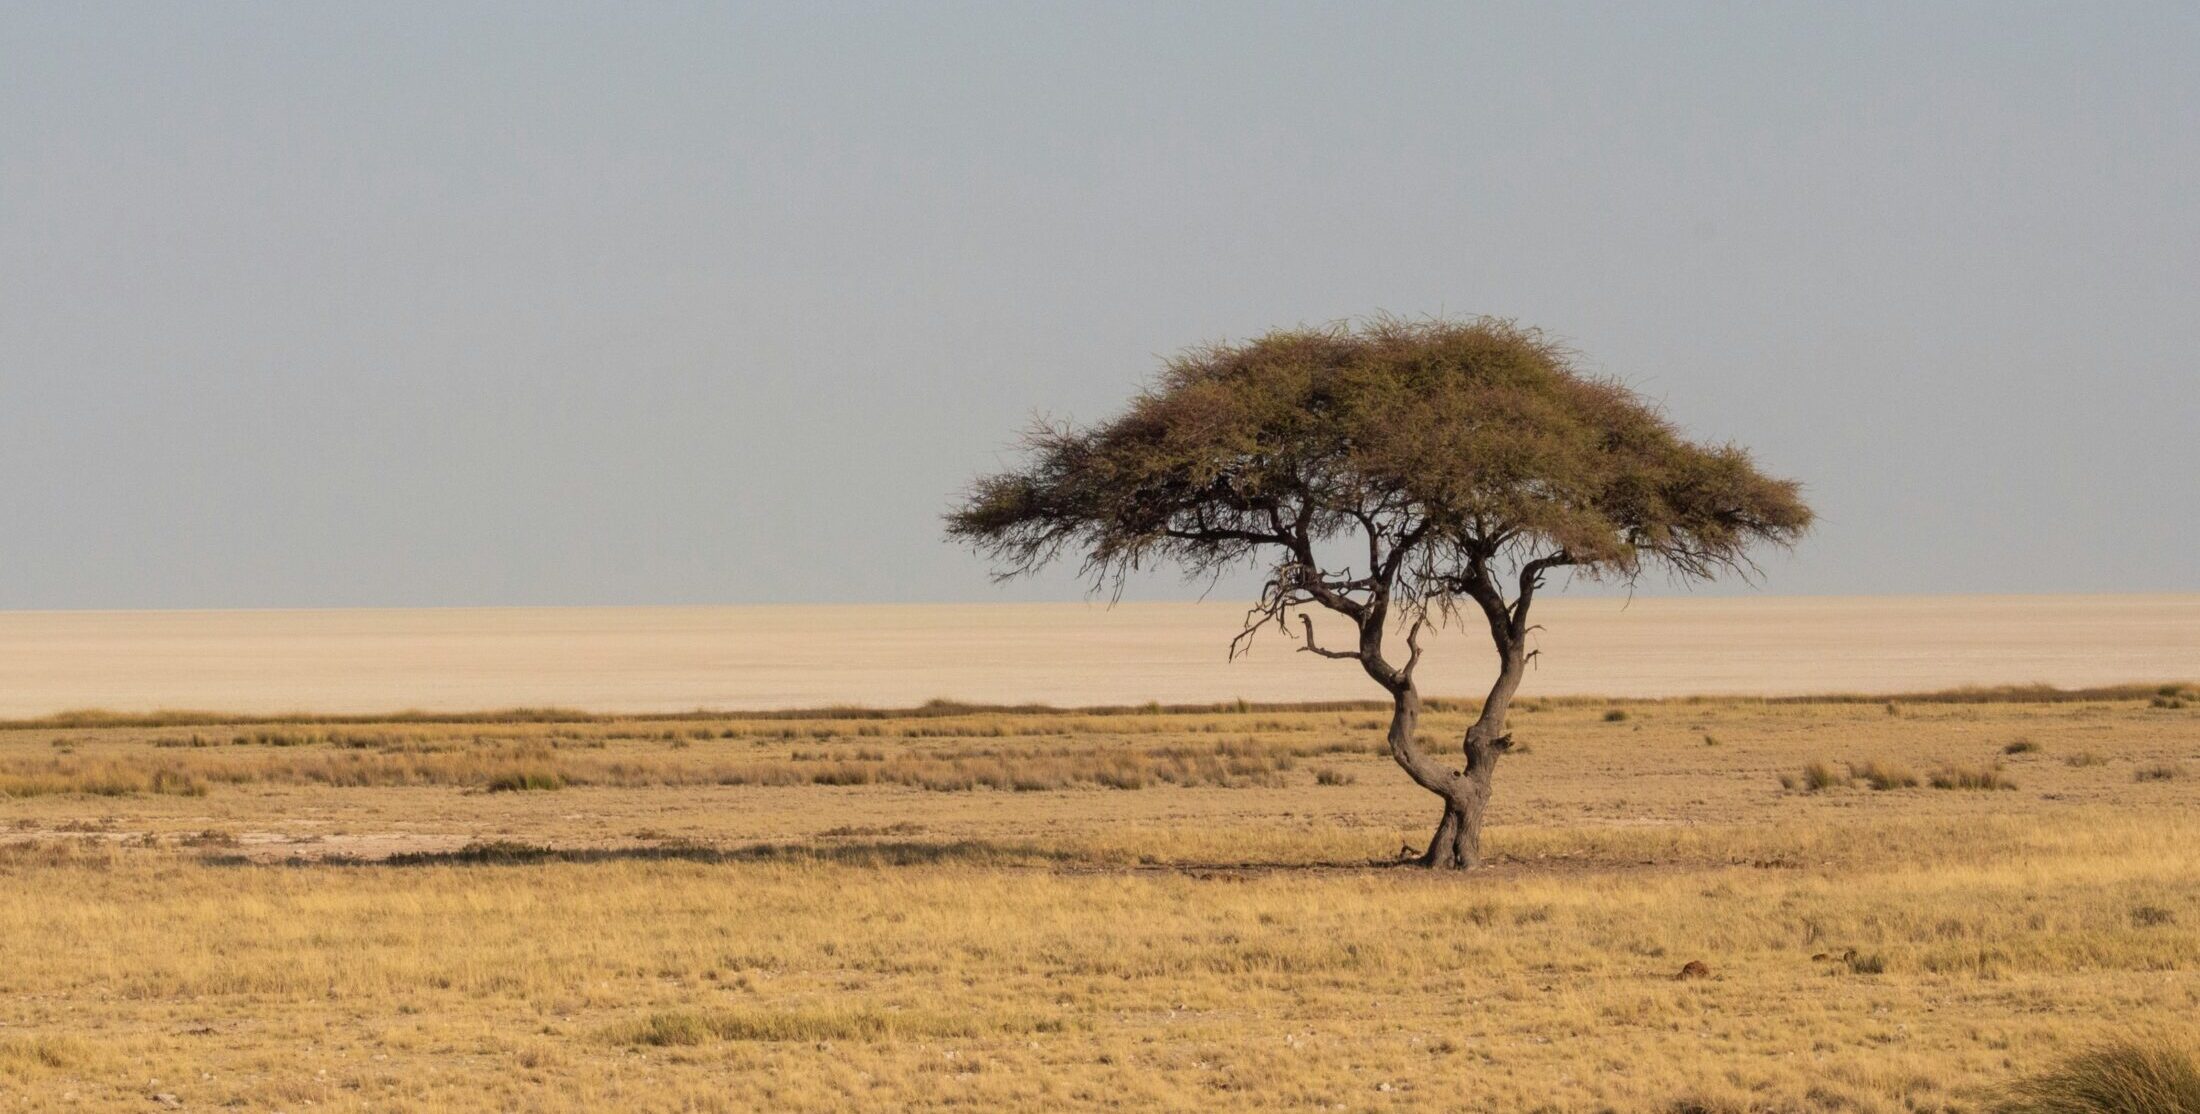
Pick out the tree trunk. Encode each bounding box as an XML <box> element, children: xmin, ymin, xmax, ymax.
<box><xmin>1400</xmin><ymin>649</ymin><xmax>1525</xmax><ymax>871</ymax></box>
<box><xmin>1383</xmin><ymin>685</ymin><xmax>1485</xmax><ymax>870</ymax></box>
<box><xmin>1417</xmin><ymin>797</ymin><xmax>1479</xmax><ymax>869</ymax></box>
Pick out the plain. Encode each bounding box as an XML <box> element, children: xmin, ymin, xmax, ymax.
<box><xmin>2</xmin><ymin>687</ymin><xmax>2197</xmax><ymax>1111</ymax></box>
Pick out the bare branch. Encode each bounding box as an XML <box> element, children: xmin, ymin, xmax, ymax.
<box><xmin>1512</xmin><ymin>549</ymin><xmax>1573</xmax><ymax>636</ymax></box>
<box><xmin>1295</xmin><ymin>614</ymin><xmax>1363</xmax><ymax>661</ymax></box>
<box><xmin>1400</xmin><ymin>615</ymin><xmax>1430</xmax><ymax>680</ymax></box>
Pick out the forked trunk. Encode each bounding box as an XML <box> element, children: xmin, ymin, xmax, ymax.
<box><xmin>1415</xmin><ymin>736</ymin><xmax>1497</xmax><ymax>870</ymax></box>
<box><xmin>1417</xmin><ymin>798</ymin><xmax>1479</xmax><ymax>869</ymax></box>
<box><xmin>1394</xmin><ymin>649</ymin><xmax>1524</xmax><ymax>871</ymax></box>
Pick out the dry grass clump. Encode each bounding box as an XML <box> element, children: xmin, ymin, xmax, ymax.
<box><xmin>1932</xmin><ymin>763</ymin><xmax>2017</xmax><ymax>791</ymax></box>
<box><xmin>0</xmin><ymin>760</ymin><xmax>207</xmax><ymax>799</ymax></box>
<box><xmin>483</xmin><ymin>769</ymin><xmax>566</xmax><ymax>792</ymax></box>
<box><xmin>1844</xmin><ymin>951</ymin><xmax>1888</xmax><ymax>975</ymax></box>
<box><xmin>0</xmin><ymin>735</ymin><xmax>1341</xmax><ymax>796</ymax></box>
<box><xmin>0</xmin><ymin>1034</ymin><xmax>97</xmax><ymax>1084</ymax></box>
<box><xmin>1779</xmin><ymin>758</ymin><xmax>1926</xmax><ymax>793</ymax></box>
<box><xmin>2129</xmin><ymin>905</ymin><xmax>2177</xmax><ymax>928</ymax></box>
<box><xmin>604</xmin><ymin>1006</ymin><xmax>1062</xmax><ymax>1047</ymax></box>
<box><xmin>1996</xmin><ymin>1037</ymin><xmax>2200</xmax><ymax>1114</ymax></box>
<box><xmin>2134</xmin><ymin>764</ymin><xmax>2187</xmax><ymax>783</ymax></box>
<box><xmin>1781</xmin><ymin>760</ymin><xmax>1850</xmax><ymax>792</ymax></box>
<box><xmin>1848</xmin><ymin>758</ymin><xmax>1920</xmax><ymax>791</ymax></box>
<box><xmin>2067</xmin><ymin>751</ymin><xmax>2108</xmax><ymax>768</ymax></box>
<box><xmin>2005</xmin><ymin>738</ymin><xmax>2042</xmax><ymax>755</ymax></box>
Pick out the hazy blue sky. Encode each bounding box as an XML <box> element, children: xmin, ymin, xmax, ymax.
<box><xmin>3</xmin><ymin>3</ymin><xmax>2195</xmax><ymax>609</ymax></box>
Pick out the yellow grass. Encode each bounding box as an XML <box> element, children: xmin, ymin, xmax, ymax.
<box><xmin>1</xmin><ymin>693</ymin><xmax>2195</xmax><ymax>1111</ymax></box>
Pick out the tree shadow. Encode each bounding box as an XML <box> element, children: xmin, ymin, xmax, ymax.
<box><xmin>202</xmin><ymin>838</ymin><xmax>1082</xmax><ymax>869</ymax></box>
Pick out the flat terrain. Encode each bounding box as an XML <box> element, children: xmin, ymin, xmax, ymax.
<box><xmin>1</xmin><ymin>595</ymin><xmax>2195</xmax><ymax>716</ymax></box>
<box><xmin>3</xmin><ymin>687</ymin><xmax>2197</xmax><ymax>1111</ymax></box>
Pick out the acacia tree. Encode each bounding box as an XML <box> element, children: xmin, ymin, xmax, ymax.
<box><xmin>947</xmin><ymin>318</ymin><xmax>1810</xmax><ymax>868</ymax></box>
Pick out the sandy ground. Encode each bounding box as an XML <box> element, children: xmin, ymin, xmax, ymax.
<box><xmin>0</xmin><ymin>594</ymin><xmax>2192</xmax><ymax>717</ymax></box>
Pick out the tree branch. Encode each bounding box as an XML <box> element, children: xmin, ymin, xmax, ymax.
<box><xmin>1399</xmin><ymin>615</ymin><xmax>1430</xmax><ymax>680</ymax></box>
<box><xmin>1512</xmin><ymin>550</ymin><xmax>1573</xmax><ymax>638</ymax></box>
<box><xmin>1456</xmin><ymin>551</ymin><xmax>1515</xmax><ymax>655</ymax></box>
<box><xmin>1295</xmin><ymin>614</ymin><xmax>1363</xmax><ymax>661</ymax></box>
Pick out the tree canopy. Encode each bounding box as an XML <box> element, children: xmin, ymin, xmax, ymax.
<box><xmin>948</xmin><ymin>316</ymin><xmax>1812</xmax><ymax>867</ymax></box>
<box><xmin>949</xmin><ymin>317</ymin><xmax>1810</xmax><ymax>637</ymax></box>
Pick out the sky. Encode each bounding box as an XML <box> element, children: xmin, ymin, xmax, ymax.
<box><xmin>2</xmin><ymin>2</ymin><xmax>2195</xmax><ymax>610</ymax></box>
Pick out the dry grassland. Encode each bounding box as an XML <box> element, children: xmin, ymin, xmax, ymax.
<box><xmin>2</xmin><ymin>686</ymin><xmax>2197</xmax><ymax>1111</ymax></box>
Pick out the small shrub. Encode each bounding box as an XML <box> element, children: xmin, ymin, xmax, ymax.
<box><xmin>2004</xmin><ymin>739</ymin><xmax>2041</xmax><ymax>755</ymax></box>
<box><xmin>2151</xmin><ymin>695</ymin><xmax>2189</xmax><ymax>710</ymax></box>
<box><xmin>1997</xmin><ymin>1037</ymin><xmax>2200</xmax><ymax>1114</ymax></box>
<box><xmin>2134</xmin><ymin>763</ymin><xmax>2187</xmax><ymax>783</ymax></box>
<box><xmin>1313</xmin><ymin>767</ymin><xmax>1356</xmax><ymax>786</ymax></box>
<box><xmin>1931</xmin><ymin>764</ymin><xmax>2015</xmax><ymax>791</ymax></box>
<box><xmin>1603</xmin><ymin>709</ymin><xmax>1629</xmax><ymax>723</ymax></box>
<box><xmin>2065</xmin><ymin>751</ymin><xmax>2107</xmax><ymax>768</ymax></box>
<box><xmin>1848</xmin><ymin>759</ymin><xmax>1919</xmax><ymax>791</ymax></box>
<box><xmin>1845</xmin><ymin>952</ymin><xmax>1886</xmax><ymax>975</ymax></box>
<box><xmin>1702</xmin><ymin>734</ymin><xmax>1720</xmax><ymax>747</ymax></box>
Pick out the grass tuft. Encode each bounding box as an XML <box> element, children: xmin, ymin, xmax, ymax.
<box><xmin>1781</xmin><ymin>760</ymin><xmax>1850</xmax><ymax>793</ymax></box>
<box><xmin>603</xmin><ymin>1007</ymin><xmax>1056</xmax><ymax>1046</ymax></box>
<box><xmin>484</xmin><ymin>770</ymin><xmax>566</xmax><ymax>792</ymax></box>
<box><xmin>2129</xmin><ymin>905</ymin><xmax>2177</xmax><ymax>928</ymax></box>
<box><xmin>0</xmin><ymin>762</ymin><xmax>208</xmax><ymax>799</ymax></box>
<box><xmin>1931</xmin><ymin>764</ymin><xmax>2015</xmax><ymax>791</ymax></box>
<box><xmin>1997</xmin><ymin>1037</ymin><xmax>2200</xmax><ymax>1114</ymax></box>
<box><xmin>1848</xmin><ymin>759</ymin><xmax>1920</xmax><ymax>791</ymax></box>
